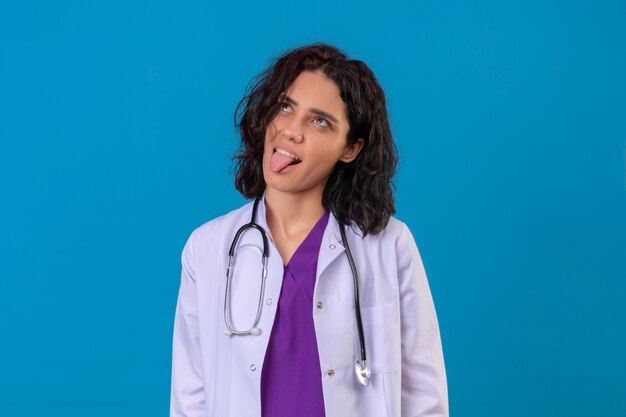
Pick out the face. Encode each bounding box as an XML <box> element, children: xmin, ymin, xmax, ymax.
<box><xmin>262</xmin><ymin>70</ymin><xmax>363</xmax><ymax>199</ymax></box>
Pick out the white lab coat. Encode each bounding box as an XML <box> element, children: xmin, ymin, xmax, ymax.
<box><xmin>170</xmin><ymin>196</ymin><xmax>448</xmax><ymax>417</ymax></box>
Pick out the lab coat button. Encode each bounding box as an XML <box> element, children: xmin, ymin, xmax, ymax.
<box><xmin>250</xmin><ymin>364</ymin><xmax>257</xmax><ymax>371</ymax></box>
<box><xmin>316</xmin><ymin>301</ymin><xmax>324</xmax><ymax>309</ymax></box>
<box><xmin>327</xmin><ymin>369</ymin><xmax>335</xmax><ymax>377</ymax></box>
<box><xmin>329</xmin><ymin>244</ymin><xmax>336</xmax><ymax>250</ymax></box>
<box><xmin>266</xmin><ymin>298</ymin><xmax>272</xmax><ymax>305</ymax></box>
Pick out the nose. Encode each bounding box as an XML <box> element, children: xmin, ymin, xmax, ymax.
<box><xmin>284</xmin><ymin>130</ymin><xmax>303</xmax><ymax>143</ymax></box>
<box><xmin>280</xmin><ymin>120</ymin><xmax>303</xmax><ymax>143</ymax></box>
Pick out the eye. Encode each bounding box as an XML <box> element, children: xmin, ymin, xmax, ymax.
<box><xmin>279</xmin><ymin>102</ymin><xmax>292</xmax><ymax>113</ymax></box>
<box><xmin>313</xmin><ymin>117</ymin><xmax>330</xmax><ymax>128</ymax></box>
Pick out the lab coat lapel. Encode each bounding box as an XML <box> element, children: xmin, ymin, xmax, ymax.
<box><xmin>257</xmin><ymin>193</ymin><xmax>345</xmax><ymax>280</ymax></box>
<box><xmin>316</xmin><ymin>212</ymin><xmax>346</xmax><ymax>279</ymax></box>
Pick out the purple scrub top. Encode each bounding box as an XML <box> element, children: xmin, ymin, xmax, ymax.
<box><xmin>260</xmin><ymin>210</ymin><xmax>330</xmax><ymax>417</ymax></box>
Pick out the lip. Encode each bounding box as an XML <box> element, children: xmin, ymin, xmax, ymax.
<box><xmin>273</xmin><ymin>145</ymin><xmax>301</xmax><ymax>161</ymax></box>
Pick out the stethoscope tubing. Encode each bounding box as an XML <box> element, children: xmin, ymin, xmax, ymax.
<box><xmin>339</xmin><ymin>221</ymin><xmax>367</xmax><ymax>364</ymax></box>
<box><xmin>223</xmin><ymin>198</ymin><xmax>370</xmax><ymax>385</ymax></box>
<box><xmin>224</xmin><ymin>198</ymin><xmax>269</xmax><ymax>336</ymax></box>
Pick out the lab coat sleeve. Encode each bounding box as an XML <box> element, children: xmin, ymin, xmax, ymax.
<box><xmin>170</xmin><ymin>231</ymin><xmax>208</xmax><ymax>417</ymax></box>
<box><xmin>396</xmin><ymin>223</ymin><xmax>449</xmax><ymax>417</ymax></box>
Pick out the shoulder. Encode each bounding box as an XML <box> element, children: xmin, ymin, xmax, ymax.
<box><xmin>183</xmin><ymin>201</ymin><xmax>254</xmax><ymax>253</ymax></box>
<box><xmin>352</xmin><ymin>215</ymin><xmax>411</xmax><ymax>246</ymax></box>
<box><xmin>343</xmin><ymin>215</ymin><xmax>417</xmax><ymax>260</ymax></box>
<box><xmin>350</xmin><ymin>215</ymin><xmax>422</xmax><ymax>267</ymax></box>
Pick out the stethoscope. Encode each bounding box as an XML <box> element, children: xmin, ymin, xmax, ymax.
<box><xmin>223</xmin><ymin>198</ymin><xmax>371</xmax><ymax>387</ymax></box>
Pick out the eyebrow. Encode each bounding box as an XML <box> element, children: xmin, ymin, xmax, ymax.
<box><xmin>281</xmin><ymin>94</ymin><xmax>341</xmax><ymax>125</ymax></box>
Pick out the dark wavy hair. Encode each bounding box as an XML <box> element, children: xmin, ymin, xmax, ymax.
<box><xmin>232</xmin><ymin>43</ymin><xmax>398</xmax><ymax>236</ymax></box>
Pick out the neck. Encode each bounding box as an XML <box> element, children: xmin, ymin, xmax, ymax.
<box><xmin>264</xmin><ymin>188</ymin><xmax>326</xmax><ymax>239</ymax></box>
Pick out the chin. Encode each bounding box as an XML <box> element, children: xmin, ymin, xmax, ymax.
<box><xmin>264</xmin><ymin>178</ymin><xmax>297</xmax><ymax>193</ymax></box>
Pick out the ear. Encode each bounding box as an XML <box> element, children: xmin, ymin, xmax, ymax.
<box><xmin>339</xmin><ymin>138</ymin><xmax>364</xmax><ymax>163</ymax></box>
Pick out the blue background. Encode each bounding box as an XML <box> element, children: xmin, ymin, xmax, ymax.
<box><xmin>1</xmin><ymin>1</ymin><xmax>625</xmax><ymax>416</ymax></box>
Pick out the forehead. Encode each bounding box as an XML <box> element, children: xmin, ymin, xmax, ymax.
<box><xmin>283</xmin><ymin>71</ymin><xmax>347</xmax><ymax>121</ymax></box>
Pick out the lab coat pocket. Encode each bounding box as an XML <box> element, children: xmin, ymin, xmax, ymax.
<box><xmin>355</xmin><ymin>302</ymin><xmax>401</xmax><ymax>374</ymax></box>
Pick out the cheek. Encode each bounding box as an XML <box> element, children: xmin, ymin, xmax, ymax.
<box><xmin>265</xmin><ymin>122</ymin><xmax>278</xmax><ymax>142</ymax></box>
<box><xmin>310</xmin><ymin>150</ymin><xmax>341</xmax><ymax>176</ymax></box>
<box><xmin>262</xmin><ymin>127</ymin><xmax>274</xmax><ymax>159</ymax></box>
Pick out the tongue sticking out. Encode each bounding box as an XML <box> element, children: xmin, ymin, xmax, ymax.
<box><xmin>270</xmin><ymin>152</ymin><xmax>297</xmax><ymax>173</ymax></box>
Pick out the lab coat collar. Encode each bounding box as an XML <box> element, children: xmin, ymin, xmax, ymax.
<box><xmin>317</xmin><ymin>209</ymin><xmax>346</xmax><ymax>278</ymax></box>
<box><xmin>254</xmin><ymin>193</ymin><xmax>271</xmax><ymax>244</ymax></box>
<box><xmin>255</xmin><ymin>192</ymin><xmax>348</xmax><ymax>277</ymax></box>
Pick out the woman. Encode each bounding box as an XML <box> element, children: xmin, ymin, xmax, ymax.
<box><xmin>170</xmin><ymin>43</ymin><xmax>448</xmax><ymax>417</ymax></box>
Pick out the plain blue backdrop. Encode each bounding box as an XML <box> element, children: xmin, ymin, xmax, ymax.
<box><xmin>1</xmin><ymin>1</ymin><xmax>625</xmax><ymax>416</ymax></box>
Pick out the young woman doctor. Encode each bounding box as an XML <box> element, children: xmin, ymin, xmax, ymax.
<box><xmin>170</xmin><ymin>43</ymin><xmax>448</xmax><ymax>417</ymax></box>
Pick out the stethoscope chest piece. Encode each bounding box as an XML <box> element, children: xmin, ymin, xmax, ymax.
<box><xmin>355</xmin><ymin>360</ymin><xmax>371</xmax><ymax>387</ymax></box>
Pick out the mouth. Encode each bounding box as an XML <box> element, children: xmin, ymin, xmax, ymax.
<box><xmin>270</xmin><ymin>147</ymin><xmax>302</xmax><ymax>173</ymax></box>
<box><xmin>275</xmin><ymin>148</ymin><xmax>301</xmax><ymax>163</ymax></box>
